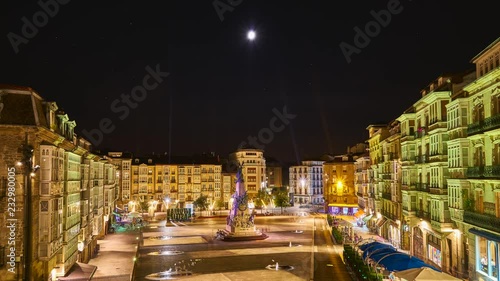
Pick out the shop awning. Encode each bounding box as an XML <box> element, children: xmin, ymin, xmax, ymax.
<box><xmin>376</xmin><ymin>217</ymin><xmax>388</xmax><ymax>228</ymax></box>
<box><xmin>327</xmin><ymin>203</ymin><xmax>358</xmax><ymax>207</ymax></box>
<box><xmin>58</xmin><ymin>262</ymin><xmax>97</xmax><ymax>281</ymax></box>
<box><xmin>362</xmin><ymin>214</ymin><xmax>373</xmax><ymax>222</ymax></box>
<box><xmin>469</xmin><ymin>228</ymin><xmax>500</xmax><ymax>243</ymax></box>
<box><xmin>354</xmin><ymin>209</ymin><xmax>365</xmax><ymax>218</ymax></box>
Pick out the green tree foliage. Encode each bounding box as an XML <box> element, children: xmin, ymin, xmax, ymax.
<box><xmin>215</xmin><ymin>199</ymin><xmax>225</xmax><ymax>210</ymax></box>
<box><xmin>139</xmin><ymin>201</ymin><xmax>149</xmax><ymax>214</ymax></box>
<box><xmin>254</xmin><ymin>189</ymin><xmax>271</xmax><ymax>210</ymax></box>
<box><xmin>273</xmin><ymin>190</ymin><xmax>290</xmax><ymax>214</ymax></box>
<box><xmin>193</xmin><ymin>195</ymin><xmax>209</xmax><ymax>211</ymax></box>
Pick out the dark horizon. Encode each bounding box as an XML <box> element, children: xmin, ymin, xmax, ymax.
<box><xmin>1</xmin><ymin>0</ymin><xmax>498</xmax><ymax>164</ymax></box>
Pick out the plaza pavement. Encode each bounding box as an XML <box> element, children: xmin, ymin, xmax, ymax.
<box><xmin>85</xmin><ymin>205</ymin><xmax>351</xmax><ymax>281</ymax></box>
<box><xmin>87</xmin><ymin>227</ymin><xmax>141</xmax><ymax>280</ymax></box>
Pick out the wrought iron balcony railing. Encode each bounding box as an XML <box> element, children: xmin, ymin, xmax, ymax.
<box><xmin>463</xmin><ymin>211</ymin><xmax>500</xmax><ymax>233</ymax></box>
<box><xmin>483</xmin><ymin>114</ymin><xmax>500</xmax><ymax>131</ymax></box>
<box><xmin>467</xmin><ymin>166</ymin><xmax>484</xmax><ymax>178</ymax></box>
<box><xmin>467</xmin><ymin>121</ymin><xmax>483</xmax><ymax>136</ymax></box>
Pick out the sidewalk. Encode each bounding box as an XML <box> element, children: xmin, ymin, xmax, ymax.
<box><xmin>88</xmin><ymin>228</ymin><xmax>140</xmax><ymax>280</ymax></box>
<box><xmin>335</xmin><ymin>215</ymin><xmax>409</xmax><ymax>254</ymax></box>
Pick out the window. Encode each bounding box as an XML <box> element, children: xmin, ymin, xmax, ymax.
<box><xmin>41</xmin><ymin>201</ymin><xmax>49</xmax><ymax>212</ymax></box>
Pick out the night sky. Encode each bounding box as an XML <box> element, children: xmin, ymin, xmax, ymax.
<box><xmin>1</xmin><ymin>0</ymin><xmax>498</xmax><ymax>164</ymax></box>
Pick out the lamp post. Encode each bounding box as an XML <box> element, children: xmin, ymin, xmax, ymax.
<box><xmin>300</xmin><ymin>178</ymin><xmax>306</xmax><ymax>205</ymax></box>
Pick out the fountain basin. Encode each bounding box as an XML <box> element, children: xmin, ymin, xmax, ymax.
<box><xmin>265</xmin><ymin>264</ymin><xmax>294</xmax><ymax>271</ymax></box>
<box><xmin>147</xmin><ymin>250</ymin><xmax>184</xmax><ymax>256</ymax></box>
<box><xmin>149</xmin><ymin>236</ymin><xmax>172</xmax><ymax>240</ymax></box>
<box><xmin>145</xmin><ymin>269</ymin><xmax>193</xmax><ymax>280</ymax></box>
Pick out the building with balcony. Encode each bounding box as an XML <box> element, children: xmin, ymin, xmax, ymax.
<box><xmin>398</xmin><ymin>106</ymin><xmax>418</xmax><ymax>251</ymax></box>
<box><xmin>0</xmin><ymin>85</ymin><xmax>105</xmax><ymax>281</ymax></box>
<box><xmin>367</xmin><ymin>124</ymin><xmax>390</xmax><ymax>234</ymax></box>
<box><xmin>323</xmin><ymin>154</ymin><xmax>357</xmax><ymax>215</ymax></box>
<box><xmin>104</xmin><ymin>152</ymin><xmax>132</xmax><ymax>213</ymax></box>
<box><xmin>377</xmin><ymin>120</ymin><xmax>403</xmax><ymax>249</ymax></box>
<box><xmin>407</xmin><ymin>73</ymin><xmax>473</xmax><ymax>273</ymax></box>
<box><xmin>354</xmin><ymin>151</ymin><xmax>372</xmax><ymax>216</ymax></box>
<box><xmin>450</xmin><ymin>37</ymin><xmax>500</xmax><ymax>281</ymax></box>
<box><xmin>229</xmin><ymin>148</ymin><xmax>266</xmax><ymax>198</ymax></box>
<box><xmin>127</xmin><ymin>154</ymin><xmax>223</xmax><ymax>214</ymax></box>
<box><xmin>289</xmin><ymin>160</ymin><xmax>324</xmax><ymax>205</ymax></box>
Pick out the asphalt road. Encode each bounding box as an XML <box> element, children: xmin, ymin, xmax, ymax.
<box><xmin>132</xmin><ymin>212</ymin><xmax>354</xmax><ymax>280</ymax></box>
<box><xmin>311</xmin><ymin>214</ymin><xmax>353</xmax><ymax>280</ymax></box>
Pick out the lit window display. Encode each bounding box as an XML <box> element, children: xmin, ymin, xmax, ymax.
<box><xmin>474</xmin><ymin>231</ymin><xmax>499</xmax><ymax>280</ymax></box>
<box><xmin>428</xmin><ymin>245</ymin><xmax>442</xmax><ymax>267</ymax></box>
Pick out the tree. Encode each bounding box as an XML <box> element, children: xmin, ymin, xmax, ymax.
<box><xmin>214</xmin><ymin>199</ymin><xmax>225</xmax><ymax>215</ymax></box>
<box><xmin>274</xmin><ymin>190</ymin><xmax>291</xmax><ymax>214</ymax></box>
<box><xmin>139</xmin><ymin>201</ymin><xmax>149</xmax><ymax>215</ymax></box>
<box><xmin>193</xmin><ymin>195</ymin><xmax>209</xmax><ymax>216</ymax></box>
<box><xmin>255</xmin><ymin>189</ymin><xmax>271</xmax><ymax>213</ymax></box>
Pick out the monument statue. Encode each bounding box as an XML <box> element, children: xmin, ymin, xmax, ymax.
<box><xmin>222</xmin><ymin>163</ymin><xmax>266</xmax><ymax>240</ymax></box>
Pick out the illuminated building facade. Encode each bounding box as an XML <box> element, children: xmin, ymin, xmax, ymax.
<box><xmin>323</xmin><ymin>155</ymin><xmax>357</xmax><ymax>214</ymax></box>
<box><xmin>448</xmin><ymin>38</ymin><xmax>500</xmax><ymax>281</ymax></box>
<box><xmin>126</xmin><ymin>155</ymin><xmax>223</xmax><ymax>213</ymax></box>
<box><xmin>0</xmin><ymin>85</ymin><xmax>117</xmax><ymax>280</ymax></box>
<box><xmin>229</xmin><ymin>148</ymin><xmax>266</xmax><ymax>198</ymax></box>
<box><xmin>290</xmin><ymin>160</ymin><xmax>324</xmax><ymax>205</ymax></box>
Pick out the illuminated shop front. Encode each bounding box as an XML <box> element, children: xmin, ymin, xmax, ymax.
<box><xmin>427</xmin><ymin>233</ymin><xmax>442</xmax><ymax>269</ymax></box>
<box><xmin>470</xmin><ymin>228</ymin><xmax>499</xmax><ymax>281</ymax></box>
<box><xmin>328</xmin><ymin>204</ymin><xmax>358</xmax><ymax>216</ymax></box>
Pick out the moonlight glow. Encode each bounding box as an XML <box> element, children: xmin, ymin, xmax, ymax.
<box><xmin>247</xmin><ymin>30</ymin><xmax>256</xmax><ymax>41</ymax></box>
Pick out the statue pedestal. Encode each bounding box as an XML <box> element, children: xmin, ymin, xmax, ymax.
<box><xmin>226</xmin><ymin>225</ymin><xmax>258</xmax><ymax>236</ymax></box>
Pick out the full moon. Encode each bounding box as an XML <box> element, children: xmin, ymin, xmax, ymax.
<box><xmin>247</xmin><ymin>30</ymin><xmax>256</xmax><ymax>41</ymax></box>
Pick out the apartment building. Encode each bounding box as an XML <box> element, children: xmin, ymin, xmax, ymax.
<box><xmin>265</xmin><ymin>158</ymin><xmax>283</xmax><ymax>190</ymax></box>
<box><xmin>229</xmin><ymin>148</ymin><xmax>266</xmax><ymax>198</ymax></box>
<box><xmin>323</xmin><ymin>155</ymin><xmax>357</xmax><ymax>215</ymax></box>
<box><xmin>289</xmin><ymin>160</ymin><xmax>324</xmax><ymax>205</ymax></box>
<box><xmin>104</xmin><ymin>152</ymin><xmax>133</xmax><ymax>213</ymax></box>
<box><xmin>367</xmin><ymin>124</ymin><xmax>390</xmax><ymax>233</ymax></box>
<box><xmin>126</xmin><ymin>155</ymin><xmax>223</xmax><ymax>213</ymax></box>
<box><xmin>354</xmin><ymin>152</ymin><xmax>373</xmax><ymax>220</ymax></box>
<box><xmin>0</xmin><ymin>85</ymin><xmax>115</xmax><ymax>281</ymax></box>
<box><xmin>447</xmin><ymin>37</ymin><xmax>500</xmax><ymax>281</ymax></box>
<box><xmin>221</xmin><ymin>172</ymin><xmax>236</xmax><ymax>209</ymax></box>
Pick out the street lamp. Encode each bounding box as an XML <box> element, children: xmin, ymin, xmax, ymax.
<box><xmin>20</xmin><ymin>142</ymin><xmax>37</xmax><ymax>281</ymax></box>
<box><xmin>300</xmin><ymin>178</ymin><xmax>306</xmax><ymax>205</ymax></box>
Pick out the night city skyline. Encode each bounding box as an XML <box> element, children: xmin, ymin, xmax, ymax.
<box><xmin>1</xmin><ymin>0</ymin><xmax>499</xmax><ymax>163</ymax></box>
